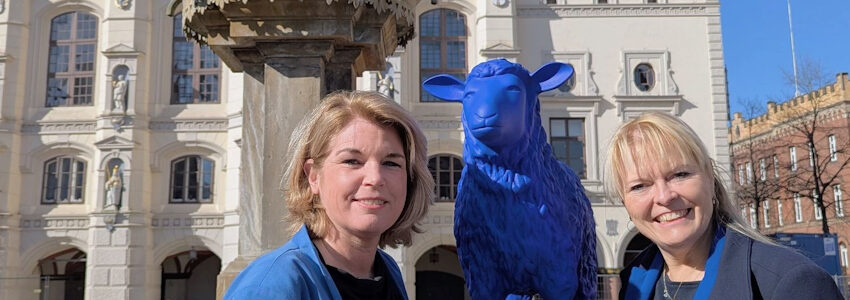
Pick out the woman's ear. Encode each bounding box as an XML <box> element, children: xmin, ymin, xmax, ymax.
<box><xmin>304</xmin><ymin>159</ymin><xmax>320</xmax><ymax>194</ymax></box>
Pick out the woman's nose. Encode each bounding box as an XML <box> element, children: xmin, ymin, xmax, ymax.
<box><xmin>654</xmin><ymin>181</ymin><xmax>678</xmax><ymax>204</ymax></box>
<box><xmin>363</xmin><ymin>162</ymin><xmax>385</xmax><ymax>187</ymax></box>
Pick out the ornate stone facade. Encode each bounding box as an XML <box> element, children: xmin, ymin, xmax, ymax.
<box><xmin>0</xmin><ymin>0</ymin><xmax>727</xmax><ymax>299</ymax></box>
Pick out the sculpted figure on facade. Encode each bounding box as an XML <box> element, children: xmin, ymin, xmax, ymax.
<box><xmin>105</xmin><ymin>165</ymin><xmax>122</xmax><ymax>209</ymax></box>
<box><xmin>377</xmin><ymin>65</ymin><xmax>395</xmax><ymax>98</ymax></box>
<box><xmin>112</xmin><ymin>75</ymin><xmax>128</xmax><ymax>113</ymax></box>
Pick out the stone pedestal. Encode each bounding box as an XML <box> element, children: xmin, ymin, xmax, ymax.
<box><xmin>180</xmin><ymin>0</ymin><xmax>418</xmax><ymax>296</ymax></box>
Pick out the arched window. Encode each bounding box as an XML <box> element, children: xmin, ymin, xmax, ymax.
<box><xmin>623</xmin><ymin>233</ymin><xmax>651</xmax><ymax>267</ymax></box>
<box><xmin>428</xmin><ymin>155</ymin><xmax>464</xmax><ymax>202</ymax></box>
<box><xmin>633</xmin><ymin>63</ymin><xmax>655</xmax><ymax>92</ymax></box>
<box><xmin>172</xmin><ymin>13</ymin><xmax>221</xmax><ymax>104</ymax></box>
<box><xmin>46</xmin><ymin>12</ymin><xmax>98</xmax><ymax>107</ymax></box>
<box><xmin>170</xmin><ymin>156</ymin><xmax>214</xmax><ymax>203</ymax></box>
<box><xmin>420</xmin><ymin>9</ymin><xmax>467</xmax><ymax>102</ymax></box>
<box><xmin>42</xmin><ymin>156</ymin><xmax>87</xmax><ymax>204</ymax></box>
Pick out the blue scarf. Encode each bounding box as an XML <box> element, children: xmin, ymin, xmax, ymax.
<box><xmin>624</xmin><ymin>225</ymin><xmax>727</xmax><ymax>300</ymax></box>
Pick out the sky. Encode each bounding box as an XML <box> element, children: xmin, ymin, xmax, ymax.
<box><xmin>720</xmin><ymin>0</ymin><xmax>850</xmax><ymax>118</ymax></box>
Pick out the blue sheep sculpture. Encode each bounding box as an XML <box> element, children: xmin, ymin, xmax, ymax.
<box><xmin>423</xmin><ymin>59</ymin><xmax>597</xmax><ymax>300</ymax></box>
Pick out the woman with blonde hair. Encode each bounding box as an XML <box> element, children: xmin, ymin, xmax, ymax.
<box><xmin>607</xmin><ymin>112</ymin><xmax>841</xmax><ymax>300</ymax></box>
<box><xmin>225</xmin><ymin>91</ymin><xmax>433</xmax><ymax>299</ymax></box>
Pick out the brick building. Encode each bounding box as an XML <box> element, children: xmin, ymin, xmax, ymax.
<box><xmin>730</xmin><ymin>72</ymin><xmax>850</xmax><ymax>274</ymax></box>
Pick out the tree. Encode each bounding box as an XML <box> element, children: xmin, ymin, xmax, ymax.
<box><xmin>772</xmin><ymin>58</ymin><xmax>850</xmax><ymax>234</ymax></box>
<box><xmin>730</xmin><ymin>97</ymin><xmax>785</xmax><ymax>231</ymax></box>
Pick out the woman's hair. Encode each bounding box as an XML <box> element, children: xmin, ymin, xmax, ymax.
<box><xmin>604</xmin><ymin>111</ymin><xmax>775</xmax><ymax>245</ymax></box>
<box><xmin>284</xmin><ymin>90</ymin><xmax>433</xmax><ymax>248</ymax></box>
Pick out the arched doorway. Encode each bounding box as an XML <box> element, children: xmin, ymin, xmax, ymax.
<box><xmin>160</xmin><ymin>250</ymin><xmax>221</xmax><ymax>300</ymax></box>
<box><xmin>415</xmin><ymin>245</ymin><xmax>468</xmax><ymax>300</ymax></box>
<box><xmin>623</xmin><ymin>233</ymin><xmax>652</xmax><ymax>267</ymax></box>
<box><xmin>38</xmin><ymin>248</ymin><xmax>86</xmax><ymax>300</ymax></box>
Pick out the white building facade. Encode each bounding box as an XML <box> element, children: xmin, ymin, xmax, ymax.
<box><xmin>0</xmin><ymin>0</ymin><xmax>728</xmax><ymax>299</ymax></box>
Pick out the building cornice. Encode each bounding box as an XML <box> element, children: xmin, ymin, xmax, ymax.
<box><xmin>21</xmin><ymin>121</ymin><xmax>97</xmax><ymax>134</ymax></box>
<box><xmin>149</xmin><ymin>119</ymin><xmax>228</xmax><ymax>132</ymax></box>
<box><xmin>517</xmin><ymin>4</ymin><xmax>717</xmax><ymax>18</ymax></box>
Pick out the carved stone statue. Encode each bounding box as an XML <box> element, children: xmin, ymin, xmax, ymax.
<box><xmin>112</xmin><ymin>75</ymin><xmax>128</xmax><ymax>112</ymax></box>
<box><xmin>105</xmin><ymin>165</ymin><xmax>122</xmax><ymax>209</ymax></box>
<box><xmin>377</xmin><ymin>68</ymin><xmax>394</xmax><ymax>98</ymax></box>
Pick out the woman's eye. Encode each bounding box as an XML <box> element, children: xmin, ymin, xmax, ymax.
<box><xmin>674</xmin><ymin>171</ymin><xmax>691</xmax><ymax>178</ymax></box>
<box><xmin>342</xmin><ymin>159</ymin><xmax>361</xmax><ymax>165</ymax></box>
<box><xmin>383</xmin><ymin>161</ymin><xmax>403</xmax><ymax>168</ymax></box>
<box><xmin>629</xmin><ymin>184</ymin><xmax>645</xmax><ymax>192</ymax></box>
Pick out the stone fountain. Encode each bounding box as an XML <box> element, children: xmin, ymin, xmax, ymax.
<box><xmin>179</xmin><ymin>0</ymin><xmax>419</xmax><ymax>297</ymax></box>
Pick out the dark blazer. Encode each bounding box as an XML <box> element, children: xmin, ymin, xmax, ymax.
<box><xmin>619</xmin><ymin>229</ymin><xmax>844</xmax><ymax>300</ymax></box>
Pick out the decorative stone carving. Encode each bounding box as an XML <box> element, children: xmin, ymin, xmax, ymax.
<box><xmin>518</xmin><ymin>5</ymin><xmax>710</xmax><ymax>18</ymax></box>
<box><xmin>20</xmin><ymin>217</ymin><xmax>89</xmax><ymax>229</ymax></box>
<box><xmin>149</xmin><ymin>120</ymin><xmax>228</xmax><ymax>132</ymax></box>
<box><xmin>115</xmin><ymin>0</ymin><xmax>131</xmax><ymax>10</ymax></box>
<box><xmin>21</xmin><ymin>122</ymin><xmax>97</xmax><ymax>133</ymax></box>
<box><xmin>419</xmin><ymin>120</ymin><xmax>462</xmax><ymax>130</ymax></box>
<box><xmin>151</xmin><ymin>215</ymin><xmax>225</xmax><ymax>228</ymax></box>
<box><xmin>0</xmin><ymin>0</ymin><xmax>5</xmax><ymax>14</ymax></box>
<box><xmin>112</xmin><ymin>75</ymin><xmax>128</xmax><ymax>113</ymax></box>
<box><xmin>105</xmin><ymin>165</ymin><xmax>123</xmax><ymax>210</ymax></box>
<box><xmin>377</xmin><ymin>64</ymin><xmax>395</xmax><ymax>98</ymax></box>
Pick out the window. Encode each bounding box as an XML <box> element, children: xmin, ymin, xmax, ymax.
<box><xmin>841</xmin><ymin>243</ymin><xmax>848</xmax><ymax>268</ymax></box>
<box><xmin>550</xmin><ymin>118</ymin><xmax>586</xmax><ymax>178</ymax></box>
<box><xmin>808</xmin><ymin>142</ymin><xmax>814</xmax><ymax>167</ymax></box>
<box><xmin>428</xmin><ymin>155</ymin><xmax>464</xmax><ymax>202</ymax></box>
<box><xmin>794</xmin><ymin>193</ymin><xmax>803</xmax><ymax>222</ymax></box>
<box><xmin>546</xmin><ymin>0</ymin><xmax>557</xmax><ymax>4</ymax></box>
<box><xmin>777</xmin><ymin>199</ymin><xmax>784</xmax><ymax>226</ymax></box>
<box><xmin>42</xmin><ymin>156</ymin><xmax>86</xmax><ymax>204</ymax></box>
<box><xmin>633</xmin><ymin>63</ymin><xmax>655</xmax><ymax>92</ymax></box>
<box><xmin>790</xmin><ymin>147</ymin><xmax>797</xmax><ymax>171</ymax></box>
<box><xmin>740</xmin><ymin>205</ymin><xmax>747</xmax><ymax>220</ymax></box>
<box><xmin>597</xmin><ymin>0</ymin><xmax>608</xmax><ymax>3</ymax></box>
<box><xmin>749</xmin><ymin>203</ymin><xmax>757</xmax><ymax>229</ymax></box>
<box><xmin>169</xmin><ymin>156</ymin><xmax>214</xmax><ymax>203</ymax></box>
<box><xmin>814</xmin><ymin>189</ymin><xmax>822</xmax><ymax>220</ymax></box>
<box><xmin>745</xmin><ymin>162</ymin><xmax>753</xmax><ymax>184</ymax></box>
<box><xmin>759</xmin><ymin>158</ymin><xmax>766</xmax><ymax>181</ymax></box>
<box><xmin>46</xmin><ymin>12</ymin><xmax>97</xmax><ymax>107</ymax></box>
<box><xmin>763</xmin><ymin>200</ymin><xmax>770</xmax><ymax>228</ymax></box>
<box><xmin>835</xmin><ymin>185</ymin><xmax>844</xmax><ymax>217</ymax></box>
<box><xmin>172</xmin><ymin>13</ymin><xmax>221</xmax><ymax>104</ymax></box>
<box><xmin>420</xmin><ymin>9</ymin><xmax>467</xmax><ymax>102</ymax></box>
<box><xmin>557</xmin><ymin>63</ymin><xmax>577</xmax><ymax>93</ymax></box>
<box><xmin>830</xmin><ymin>135</ymin><xmax>837</xmax><ymax>161</ymax></box>
<box><xmin>738</xmin><ymin>165</ymin><xmax>744</xmax><ymax>185</ymax></box>
<box><xmin>647</xmin><ymin>0</ymin><xmax>658</xmax><ymax>2</ymax></box>
<box><xmin>773</xmin><ymin>155</ymin><xmax>779</xmax><ymax>178</ymax></box>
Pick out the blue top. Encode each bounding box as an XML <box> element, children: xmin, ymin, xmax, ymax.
<box><xmin>224</xmin><ymin>226</ymin><xmax>408</xmax><ymax>300</ymax></box>
<box><xmin>620</xmin><ymin>226</ymin><xmax>843</xmax><ymax>300</ymax></box>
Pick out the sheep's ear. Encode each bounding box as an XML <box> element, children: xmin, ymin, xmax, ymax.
<box><xmin>422</xmin><ymin>74</ymin><xmax>465</xmax><ymax>102</ymax></box>
<box><xmin>531</xmin><ymin>62</ymin><xmax>574</xmax><ymax>92</ymax></box>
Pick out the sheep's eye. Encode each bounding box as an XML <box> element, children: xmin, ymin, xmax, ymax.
<box><xmin>507</xmin><ymin>85</ymin><xmax>521</xmax><ymax>92</ymax></box>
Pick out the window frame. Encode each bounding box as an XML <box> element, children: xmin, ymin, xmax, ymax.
<box><xmin>841</xmin><ymin>243</ymin><xmax>848</xmax><ymax>268</ymax></box>
<box><xmin>632</xmin><ymin>63</ymin><xmax>655</xmax><ymax>92</ymax></box>
<box><xmin>549</xmin><ymin>118</ymin><xmax>586</xmax><ymax>179</ymax></box>
<box><xmin>829</xmin><ymin>135</ymin><xmax>837</xmax><ymax>161</ymax></box>
<box><xmin>169</xmin><ymin>155</ymin><xmax>215</xmax><ymax>203</ymax></box>
<box><xmin>428</xmin><ymin>154</ymin><xmax>464</xmax><ymax>202</ymax></box>
<box><xmin>814</xmin><ymin>189</ymin><xmax>823</xmax><ymax>220</ymax></box>
<box><xmin>745</xmin><ymin>161</ymin><xmax>753</xmax><ymax>184</ymax></box>
<box><xmin>419</xmin><ymin>8</ymin><xmax>468</xmax><ymax>103</ymax></box>
<box><xmin>41</xmin><ymin>156</ymin><xmax>87</xmax><ymax>204</ymax></box>
<box><xmin>773</xmin><ymin>155</ymin><xmax>779</xmax><ymax>178</ymax></box>
<box><xmin>171</xmin><ymin>13</ymin><xmax>222</xmax><ymax>104</ymax></box>
<box><xmin>759</xmin><ymin>158</ymin><xmax>766</xmax><ymax>181</ymax></box>
<box><xmin>777</xmin><ymin>199</ymin><xmax>784</xmax><ymax>226</ymax></box>
<box><xmin>763</xmin><ymin>200</ymin><xmax>770</xmax><ymax>228</ymax></box>
<box><xmin>45</xmin><ymin>11</ymin><xmax>98</xmax><ymax>107</ymax></box>
<box><xmin>794</xmin><ymin>193</ymin><xmax>803</xmax><ymax>223</ymax></box>
<box><xmin>749</xmin><ymin>202</ymin><xmax>757</xmax><ymax>229</ymax></box>
<box><xmin>835</xmin><ymin>185</ymin><xmax>844</xmax><ymax>217</ymax></box>
<box><xmin>790</xmin><ymin>147</ymin><xmax>798</xmax><ymax>171</ymax></box>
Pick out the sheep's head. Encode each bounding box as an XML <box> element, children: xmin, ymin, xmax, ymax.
<box><xmin>423</xmin><ymin>59</ymin><xmax>573</xmax><ymax>154</ymax></box>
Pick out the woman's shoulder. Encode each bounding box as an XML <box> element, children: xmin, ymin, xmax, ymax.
<box><xmin>224</xmin><ymin>244</ymin><xmax>331</xmax><ymax>299</ymax></box>
<box><xmin>739</xmin><ymin>233</ymin><xmax>842</xmax><ymax>299</ymax></box>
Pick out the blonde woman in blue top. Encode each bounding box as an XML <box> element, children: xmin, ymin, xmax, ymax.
<box><xmin>606</xmin><ymin>112</ymin><xmax>842</xmax><ymax>300</ymax></box>
<box><xmin>225</xmin><ymin>91</ymin><xmax>433</xmax><ymax>299</ymax></box>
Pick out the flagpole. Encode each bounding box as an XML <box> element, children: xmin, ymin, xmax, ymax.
<box><xmin>787</xmin><ymin>0</ymin><xmax>800</xmax><ymax>97</ymax></box>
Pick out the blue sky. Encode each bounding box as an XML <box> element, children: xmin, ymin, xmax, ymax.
<box><xmin>721</xmin><ymin>0</ymin><xmax>850</xmax><ymax>117</ymax></box>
